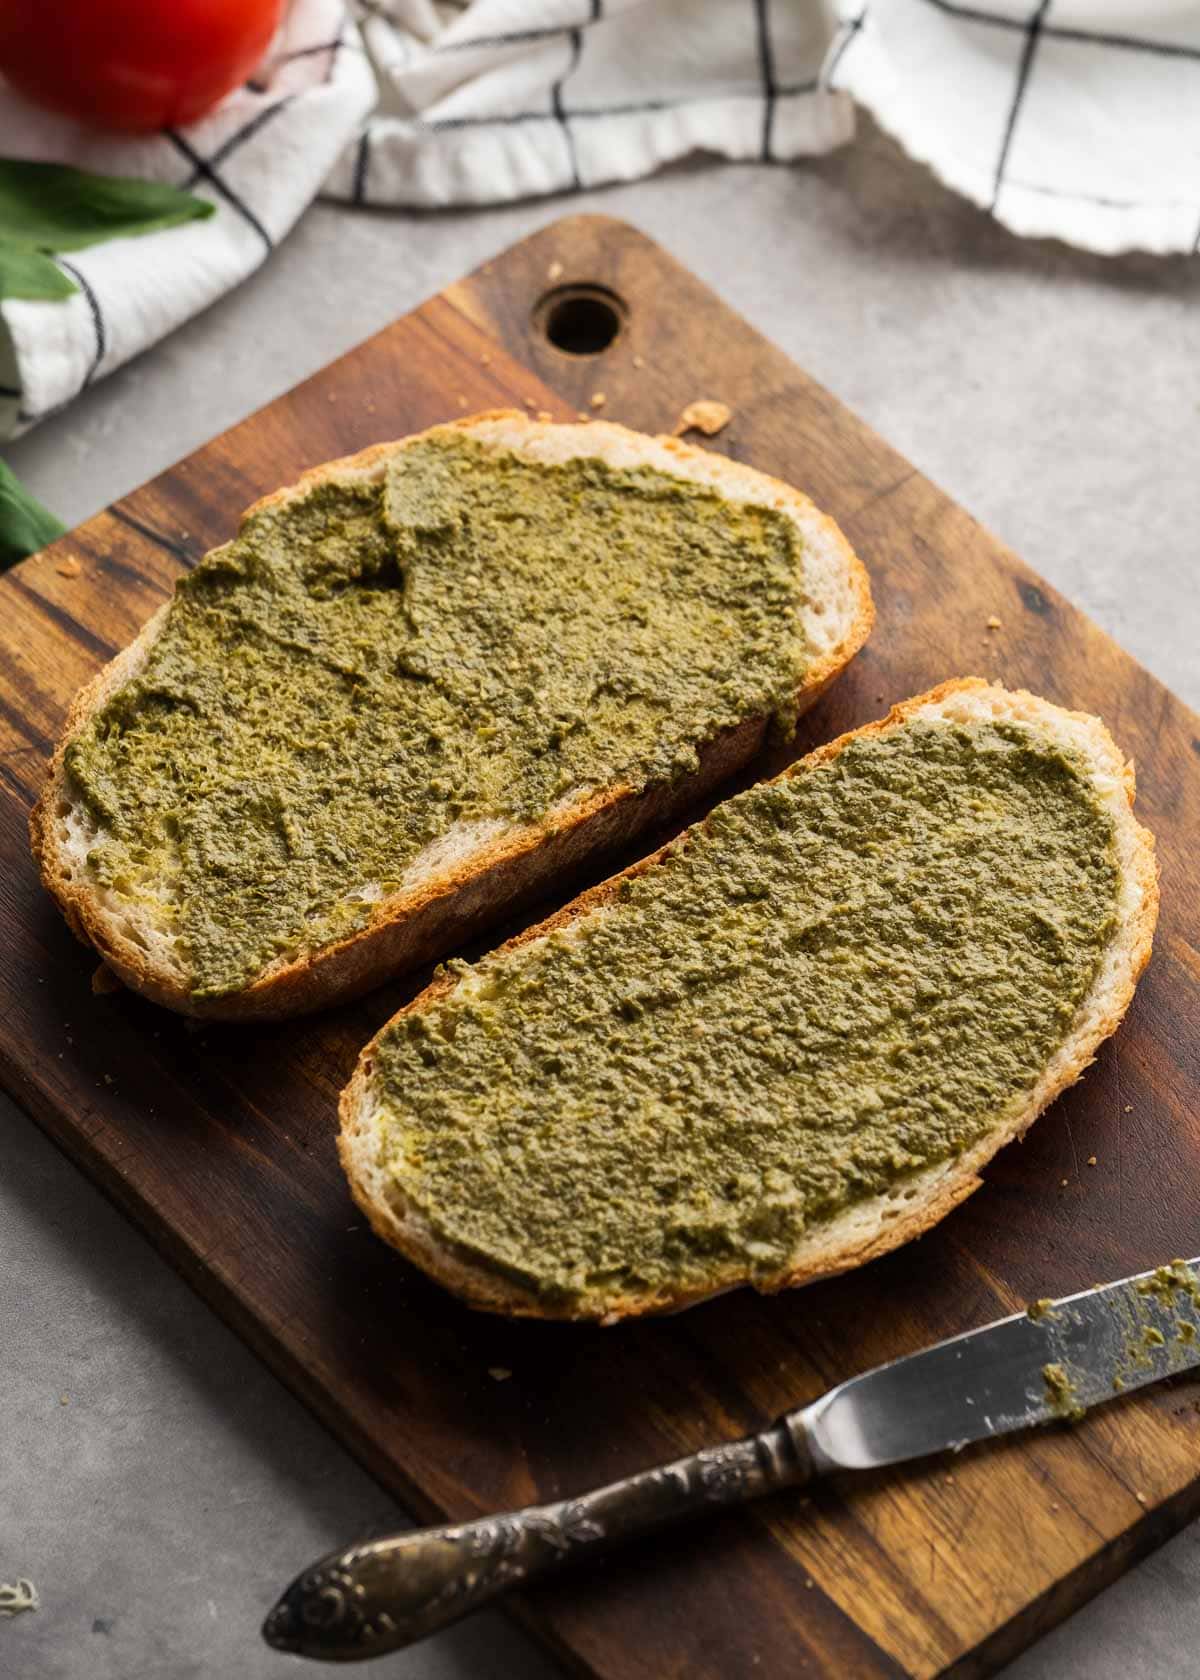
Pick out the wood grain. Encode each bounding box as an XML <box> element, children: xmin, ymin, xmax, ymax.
<box><xmin>2</xmin><ymin>214</ymin><xmax>1198</xmax><ymax>1680</ymax></box>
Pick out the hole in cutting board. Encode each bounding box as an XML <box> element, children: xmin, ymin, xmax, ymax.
<box><xmin>538</xmin><ymin>285</ymin><xmax>625</xmax><ymax>356</ymax></box>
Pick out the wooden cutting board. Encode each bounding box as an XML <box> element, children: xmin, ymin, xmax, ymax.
<box><xmin>3</xmin><ymin>215</ymin><xmax>1199</xmax><ymax>1680</ymax></box>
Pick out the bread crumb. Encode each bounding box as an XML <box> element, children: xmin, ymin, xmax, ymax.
<box><xmin>944</xmin><ymin>1474</ymin><xmax>955</xmax><ymax>1485</ymax></box>
<box><xmin>547</xmin><ymin>260</ymin><xmax>564</xmax><ymax>281</ymax></box>
<box><xmin>673</xmin><ymin>399</ymin><xmax>732</xmax><ymax>437</ymax></box>
<box><xmin>0</xmin><ymin>1579</ymin><xmax>39</xmax><ymax>1619</ymax></box>
<box><xmin>589</xmin><ymin>392</ymin><xmax>607</xmax><ymax>409</ymax></box>
<box><xmin>986</xmin><ymin>615</ymin><xmax>1003</xmax><ymax>630</ymax></box>
<box><xmin>1050</xmin><ymin>1501</ymin><xmax>1060</xmax><ymax>1512</ymax></box>
<box><xmin>577</xmin><ymin>411</ymin><xmax>591</xmax><ymax>422</ymax></box>
<box><xmin>804</xmin><ymin>1578</ymin><xmax>814</xmax><ymax>1589</ymax></box>
<box><xmin>523</xmin><ymin>395</ymin><xmax>538</xmax><ymax>409</ymax></box>
<box><xmin>55</xmin><ymin>556</ymin><xmax>82</xmax><ymax>578</ymax></box>
<box><xmin>1135</xmin><ymin>1491</ymin><xmax>1147</xmax><ymax>1505</ymax></box>
<box><xmin>480</xmin><ymin>352</ymin><xmax>492</xmax><ymax>366</ymax></box>
<box><xmin>1124</xmin><ymin>1104</ymin><xmax>1133</xmax><ymax>1113</ymax></box>
<box><xmin>536</xmin><ymin>410</ymin><xmax>554</xmax><ymax>423</ymax></box>
<box><xmin>102</xmin><ymin>1073</ymin><xmax>114</xmax><ymax>1085</ymax></box>
<box><xmin>60</xmin><ymin>1394</ymin><xmax>69</xmax><ymax>1405</ymax></box>
<box><xmin>632</xmin><ymin>354</ymin><xmax>645</xmax><ymax>369</ymax></box>
<box><xmin>1087</xmin><ymin>1155</ymin><xmax>1097</xmax><ymax>1166</ymax></box>
<box><xmin>488</xmin><ymin>1366</ymin><xmax>512</xmax><ymax>1382</ymax></box>
<box><xmin>1060</xmin><ymin>1178</ymin><xmax>1069</xmax><ymax>1187</ymax></box>
<box><xmin>91</xmin><ymin>964</ymin><xmax>122</xmax><ymax>996</ymax></box>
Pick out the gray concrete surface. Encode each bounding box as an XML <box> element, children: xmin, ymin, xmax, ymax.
<box><xmin>4</xmin><ymin>116</ymin><xmax>1200</xmax><ymax>1679</ymax></box>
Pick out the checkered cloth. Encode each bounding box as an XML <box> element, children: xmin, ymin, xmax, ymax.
<box><xmin>4</xmin><ymin>0</ymin><xmax>1199</xmax><ymax>440</ymax></box>
<box><xmin>323</xmin><ymin>0</ymin><xmax>852</xmax><ymax>208</ymax></box>
<box><xmin>825</xmin><ymin>0</ymin><xmax>1200</xmax><ymax>255</ymax></box>
<box><xmin>333</xmin><ymin>0</ymin><xmax>1200</xmax><ymax>253</ymax></box>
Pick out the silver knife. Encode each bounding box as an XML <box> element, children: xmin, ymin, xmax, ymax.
<box><xmin>263</xmin><ymin>1257</ymin><xmax>1200</xmax><ymax>1663</ymax></box>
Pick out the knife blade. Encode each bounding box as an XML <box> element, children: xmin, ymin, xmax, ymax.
<box><xmin>804</xmin><ymin>1255</ymin><xmax>1200</xmax><ymax>1473</ymax></box>
<box><xmin>264</xmin><ymin>1257</ymin><xmax>1200</xmax><ymax>1663</ymax></box>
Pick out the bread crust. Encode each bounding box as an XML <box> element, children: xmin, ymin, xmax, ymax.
<box><xmin>29</xmin><ymin>411</ymin><xmax>872</xmax><ymax>1020</ymax></box>
<box><xmin>339</xmin><ymin>678</ymin><xmax>1159</xmax><ymax>1323</ymax></box>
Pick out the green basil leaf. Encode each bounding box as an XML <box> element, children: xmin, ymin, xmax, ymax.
<box><xmin>0</xmin><ymin>158</ymin><xmax>214</xmax><ymax>254</ymax></box>
<box><xmin>0</xmin><ymin>458</ymin><xmax>66</xmax><ymax>570</ymax></box>
<box><xmin>0</xmin><ymin>240</ymin><xmax>77</xmax><ymax>302</ymax></box>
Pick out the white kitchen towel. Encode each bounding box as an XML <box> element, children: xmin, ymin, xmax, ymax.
<box><xmin>824</xmin><ymin>0</ymin><xmax>1200</xmax><ymax>257</ymax></box>
<box><xmin>321</xmin><ymin>0</ymin><xmax>852</xmax><ymax>209</ymax></box>
<box><xmin>0</xmin><ymin>0</ymin><xmax>375</xmax><ymax>439</ymax></box>
<box><xmin>5</xmin><ymin>0</ymin><xmax>1200</xmax><ymax>443</ymax></box>
<box><xmin>329</xmin><ymin>0</ymin><xmax>1200</xmax><ymax>259</ymax></box>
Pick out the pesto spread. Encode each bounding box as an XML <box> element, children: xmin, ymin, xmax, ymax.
<box><xmin>65</xmin><ymin>435</ymin><xmax>807</xmax><ymax>996</ymax></box>
<box><xmin>372</xmin><ymin>720</ymin><xmax>1120</xmax><ymax>1308</ymax></box>
<box><xmin>1042</xmin><ymin>1362</ymin><xmax>1085</xmax><ymax>1422</ymax></box>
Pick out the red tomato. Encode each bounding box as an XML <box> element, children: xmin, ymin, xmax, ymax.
<box><xmin>0</xmin><ymin>0</ymin><xmax>287</xmax><ymax>133</ymax></box>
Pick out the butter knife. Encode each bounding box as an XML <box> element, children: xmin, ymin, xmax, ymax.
<box><xmin>263</xmin><ymin>1257</ymin><xmax>1200</xmax><ymax>1663</ymax></box>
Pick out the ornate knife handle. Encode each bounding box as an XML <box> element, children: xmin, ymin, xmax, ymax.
<box><xmin>263</xmin><ymin>1413</ymin><xmax>814</xmax><ymax>1662</ymax></box>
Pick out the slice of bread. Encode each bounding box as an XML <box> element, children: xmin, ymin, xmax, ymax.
<box><xmin>30</xmin><ymin>412</ymin><xmax>872</xmax><ymax>1020</ymax></box>
<box><xmin>339</xmin><ymin>679</ymin><xmax>1158</xmax><ymax>1323</ymax></box>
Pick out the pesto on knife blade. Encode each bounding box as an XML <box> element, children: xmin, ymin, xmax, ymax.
<box><xmin>372</xmin><ymin>721</ymin><xmax>1119</xmax><ymax>1308</ymax></box>
<box><xmin>65</xmin><ymin>435</ymin><xmax>808</xmax><ymax>996</ymax></box>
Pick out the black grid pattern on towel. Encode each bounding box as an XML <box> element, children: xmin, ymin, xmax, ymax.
<box><xmin>829</xmin><ymin>0</ymin><xmax>1200</xmax><ymax>242</ymax></box>
<box><xmin>438</xmin><ymin>23</ymin><xmax>586</xmax><ymax>52</ymax></box>
<box><xmin>753</xmin><ymin>0</ymin><xmax>779</xmax><ymax>161</ymax></box>
<box><xmin>165</xmin><ymin>36</ymin><xmax>350</xmax><ymax>255</ymax></box>
<box><xmin>922</xmin><ymin>0</ymin><xmax>1200</xmax><ymax>61</ymax></box>
<box><xmin>822</xmin><ymin>2</ymin><xmax>866</xmax><ymax>89</ymax></box>
<box><xmin>246</xmin><ymin>30</ymin><xmax>357</xmax><ymax>93</ymax></box>
<box><xmin>990</xmin><ymin>0</ymin><xmax>1050</xmax><ymax>210</ymax></box>
<box><xmin>16</xmin><ymin>256</ymin><xmax>106</xmax><ymax>425</ymax></box>
<box><xmin>416</xmin><ymin>81</ymin><xmax>820</xmax><ymax>133</ymax></box>
<box><xmin>14</xmin><ymin>31</ymin><xmax>346</xmax><ymax>425</ymax></box>
<box><xmin>352</xmin><ymin>130</ymin><xmax>372</xmax><ymax>205</ymax></box>
<box><xmin>552</xmin><ymin>27</ymin><xmax>587</xmax><ymax>190</ymax></box>
<box><xmin>165</xmin><ymin>128</ymin><xmax>275</xmax><ymax>256</ymax></box>
<box><xmin>350</xmin><ymin>2</ymin><xmax>824</xmax><ymax>202</ymax></box>
<box><xmin>54</xmin><ymin>259</ymin><xmax>106</xmax><ymax>385</ymax></box>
